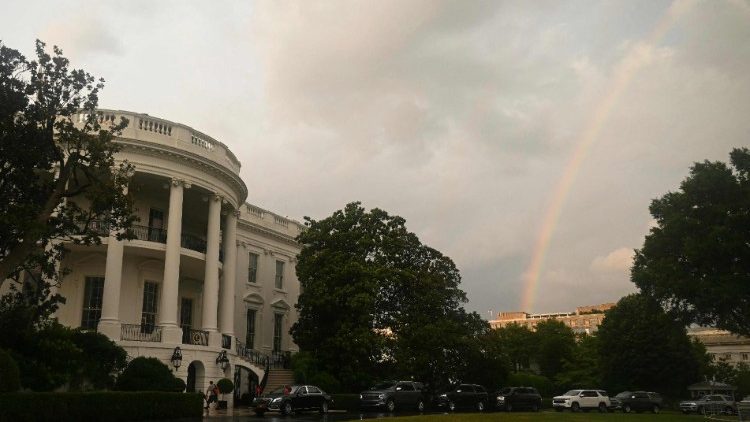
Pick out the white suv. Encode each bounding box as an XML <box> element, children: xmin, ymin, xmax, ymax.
<box><xmin>553</xmin><ymin>389</ymin><xmax>611</xmax><ymax>412</ymax></box>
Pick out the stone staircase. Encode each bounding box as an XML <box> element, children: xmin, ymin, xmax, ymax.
<box><xmin>265</xmin><ymin>369</ymin><xmax>295</xmax><ymax>392</ymax></box>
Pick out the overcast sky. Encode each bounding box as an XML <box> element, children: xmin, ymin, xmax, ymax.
<box><xmin>2</xmin><ymin>0</ymin><xmax>749</xmax><ymax>317</ymax></box>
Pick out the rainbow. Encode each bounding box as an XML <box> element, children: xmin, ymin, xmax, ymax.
<box><xmin>519</xmin><ymin>0</ymin><xmax>694</xmax><ymax>312</ymax></box>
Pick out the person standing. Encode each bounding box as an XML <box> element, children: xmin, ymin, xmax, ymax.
<box><xmin>205</xmin><ymin>381</ymin><xmax>219</xmax><ymax>409</ymax></box>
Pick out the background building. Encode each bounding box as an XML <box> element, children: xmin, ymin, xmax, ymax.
<box><xmin>53</xmin><ymin>110</ymin><xmax>302</xmax><ymax>403</ymax></box>
<box><xmin>688</xmin><ymin>328</ymin><xmax>750</xmax><ymax>366</ymax></box>
<box><xmin>489</xmin><ymin>303</ymin><xmax>615</xmax><ymax>334</ymax></box>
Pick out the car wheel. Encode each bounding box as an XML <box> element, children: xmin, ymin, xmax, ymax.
<box><xmin>281</xmin><ymin>401</ymin><xmax>293</xmax><ymax>416</ymax></box>
<box><xmin>532</xmin><ymin>403</ymin><xmax>539</xmax><ymax>412</ymax></box>
<box><xmin>623</xmin><ymin>404</ymin><xmax>631</xmax><ymax>413</ymax></box>
<box><xmin>653</xmin><ymin>405</ymin><xmax>660</xmax><ymax>414</ymax></box>
<box><xmin>724</xmin><ymin>406</ymin><xmax>733</xmax><ymax>415</ymax></box>
<box><xmin>477</xmin><ymin>401</ymin><xmax>485</xmax><ymax>412</ymax></box>
<box><xmin>416</xmin><ymin>400</ymin><xmax>424</xmax><ymax>412</ymax></box>
<box><xmin>699</xmin><ymin>406</ymin><xmax>706</xmax><ymax>415</ymax></box>
<box><xmin>448</xmin><ymin>400</ymin><xmax>456</xmax><ymax>412</ymax></box>
<box><xmin>506</xmin><ymin>402</ymin><xmax>513</xmax><ymax>412</ymax></box>
<box><xmin>386</xmin><ymin>399</ymin><xmax>396</xmax><ymax>413</ymax></box>
<box><xmin>319</xmin><ymin>401</ymin><xmax>329</xmax><ymax>414</ymax></box>
<box><xmin>571</xmin><ymin>402</ymin><xmax>580</xmax><ymax>413</ymax></box>
<box><xmin>599</xmin><ymin>402</ymin><xmax>607</xmax><ymax>413</ymax></box>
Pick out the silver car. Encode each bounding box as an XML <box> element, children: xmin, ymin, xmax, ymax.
<box><xmin>679</xmin><ymin>394</ymin><xmax>736</xmax><ymax>415</ymax></box>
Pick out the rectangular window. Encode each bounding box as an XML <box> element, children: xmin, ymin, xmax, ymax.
<box><xmin>248</xmin><ymin>253</ymin><xmax>259</xmax><ymax>283</ymax></box>
<box><xmin>275</xmin><ymin>260</ymin><xmax>284</xmax><ymax>289</ymax></box>
<box><xmin>246</xmin><ymin>309</ymin><xmax>257</xmax><ymax>348</ymax></box>
<box><xmin>743</xmin><ymin>353</ymin><xmax>748</xmax><ymax>361</ymax></box>
<box><xmin>81</xmin><ymin>276</ymin><xmax>105</xmax><ymax>330</ymax></box>
<box><xmin>273</xmin><ymin>313</ymin><xmax>283</xmax><ymax>352</ymax></box>
<box><xmin>141</xmin><ymin>281</ymin><xmax>159</xmax><ymax>334</ymax></box>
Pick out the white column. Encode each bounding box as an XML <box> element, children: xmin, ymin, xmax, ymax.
<box><xmin>159</xmin><ymin>178</ymin><xmax>186</xmax><ymax>343</ymax></box>
<box><xmin>98</xmin><ymin>230</ymin><xmax>124</xmax><ymax>340</ymax></box>
<box><xmin>202</xmin><ymin>194</ymin><xmax>222</xmax><ymax>346</ymax></box>
<box><xmin>219</xmin><ymin>209</ymin><xmax>238</xmax><ymax>339</ymax></box>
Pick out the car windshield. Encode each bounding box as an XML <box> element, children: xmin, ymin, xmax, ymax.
<box><xmin>616</xmin><ymin>392</ymin><xmax>632</xmax><ymax>399</ymax></box>
<box><xmin>371</xmin><ymin>382</ymin><xmax>395</xmax><ymax>390</ymax></box>
<box><xmin>268</xmin><ymin>385</ymin><xmax>300</xmax><ymax>395</ymax></box>
<box><xmin>564</xmin><ymin>390</ymin><xmax>582</xmax><ymax>396</ymax></box>
<box><xmin>499</xmin><ymin>388</ymin><xmax>513</xmax><ymax>394</ymax></box>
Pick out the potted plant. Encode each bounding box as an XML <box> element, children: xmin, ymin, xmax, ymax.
<box><xmin>216</xmin><ymin>378</ymin><xmax>234</xmax><ymax>409</ymax></box>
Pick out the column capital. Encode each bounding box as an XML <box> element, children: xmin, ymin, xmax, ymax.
<box><xmin>233</xmin><ymin>209</ymin><xmax>241</xmax><ymax>218</ymax></box>
<box><xmin>237</xmin><ymin>240</ymin><xmax>246</xmax><ymax>248</ymax></box>
<box><xmin>169</xmin><ymin>178</ymin><xmax>192</xmax><ymax>189</ymax></box>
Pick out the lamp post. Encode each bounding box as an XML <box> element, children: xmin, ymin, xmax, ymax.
<box><xmin>216</xmin><ymin>350</ymin><xmax>229</xmax><ymax>370</ymax></box>
<box><xmin>170</xmin><ymin>346</ymin><xmax>183</xmax><ymax>371</ymax></box>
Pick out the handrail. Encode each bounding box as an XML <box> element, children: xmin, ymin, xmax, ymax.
<box><xmin>121</xmin><ymin>323</ymin><xmax>162</xmax><ymax>342</ymax></box>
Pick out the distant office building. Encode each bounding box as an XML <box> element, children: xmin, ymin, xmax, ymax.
<box><xmin>688</xmin><ymin>328</ymin><xmax>750</xmax><ymax>366</ymax></box>
<box><xmin>489</xmin><ymin>303</ymin><xmax>615</xmax><ymax>334</ymax></box>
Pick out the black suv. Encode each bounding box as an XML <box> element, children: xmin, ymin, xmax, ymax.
<box><xmin>493</xmin><ymin>386</ymin><xmax>542</xmax><ymax>412</ymax></box>
<box><xmin>436</xmin><ymin>384</ymin><xmax>489</xmax><ymax>412</ymax></box>
<box><xmin>359</xmin><ymin>381</ymin><xmax>427</xmax><ymax>412</ymax></box>
<box><xmin>616</xmin><ymin>391</ymin><xmax>663</xmax><ymax>413</ymax></box>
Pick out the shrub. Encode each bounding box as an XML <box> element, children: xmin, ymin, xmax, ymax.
<box><xmin>0</xmin><ymin>348</ymin><xmax>20</xmax><ymax>392</ymax></box>
<box><xmin>0</xmin><ymin>392</ymin><xmax>202</xmax><ymax>421</ymax></box>
<box><xmin>172</xmin><ymin>377</ymin><xmax>186</xmax><ymax>393</ymax></box>
<box><xmin>70</xmin><ymin>330</ymin><xmax>127</xmax><ymax>390</ymax></box>
<box><xmin>115</xmin><ymin>357</ymin><xmax>179</xmax><ymax>392</ymax></box>
<box><xmin>216</xmin><ymin>378</ymin><xmax>234</xmax><ymax>394</ymax></box>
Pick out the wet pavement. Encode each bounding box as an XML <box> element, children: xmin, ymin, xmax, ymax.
<box><xmin>203</xmin><ymin>407</ymin><xmax>453</xmax><ymax>421</ymax></box>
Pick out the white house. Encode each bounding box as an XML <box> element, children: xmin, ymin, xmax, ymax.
<box><xmin>52</xmin><ymin>110</ymin><xmax>302</xmax><ymax>402</ymax></box>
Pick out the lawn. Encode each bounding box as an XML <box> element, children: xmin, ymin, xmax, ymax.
<box><xmin>353</xmin><ymin>411</ymin><xmax>713</xmax><ymax>422</ymax></box>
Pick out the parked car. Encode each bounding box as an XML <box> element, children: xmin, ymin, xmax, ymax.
<box><xmin>252</xmin><ymin>384</ymin><xmax>333</xmax><ymax>416</ymax></box>
<box><xmin>553</xmin><ymin>389</ymin><xmax>611</xmax><ymax>413</ymax></box>
<box><xmin>493</xmin><ymin>386</ymin><xmax>542</xmax><ymax>412</ymax></box>
<box><xmin>359</xmin><ymin>380</ymin><xmax>427</xmax><ymax>412</ymax></box>
<box><xmin>615</xmin><ymin>391</ymin><xmax>663</xmax><ymax>413</ymax></box>
<box><xmin>435</xmin><ymin>383</ymin><xmax>489</xmax><ymax>412</ymax></box>
<box><xmin>680</xmin><ymin>394</ymin><xmax>736</xmax><ymax>415</ymax></box>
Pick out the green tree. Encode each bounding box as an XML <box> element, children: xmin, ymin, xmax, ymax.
<box><xmin>555</xmin><ymin>334</ymin><xmax>601</xmax><ymax>390</ymax></box>
<box><xmin>291</xmin><ymin>202</ymin><xmax>486</xmax><ymax>391</ymax></box>
<box><xmin>597</xmin><ymin>294</ymin><xmax>704</xmax><ymax>397</ymax></box>
<box><xmin>534</xmin><ymin>319</ymin><xmax>576</xmax><ymax>380</ymax></box>
<box><xmin>632</xmin><ymin>148</ymin><xmax>750</xmax><ymax>335</ymax></box>
<box><xmin>495</xmin><ymin>323</ymin><xmax>536</xmax><ymax>372</ymax></box>
<box><xmin>0</xmin><ymin>40</ymin><xmax>134</xmax><ymax>302</ymax></box>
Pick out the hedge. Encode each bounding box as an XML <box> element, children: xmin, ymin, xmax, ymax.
<box><xmin>0</xmin><ymin>391</ymin><xmax>203</xmax><ymax>421</ymax></box>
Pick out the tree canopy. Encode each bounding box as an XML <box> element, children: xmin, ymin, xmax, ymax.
<box><xmin>0</xmin><ymin>40</ymin><xmax>134</xmax><ymax>299</ymax></box>
<box><xmin>632</xmin><ymin>147</ymin><xmax>750</xmax><ymax>335</ymax></box>
<box><xmin>291</xmin><ymin>202</ymin><xmax>496</xmax><ymax>391</ymax></box>
<box><xmin>597</xmin><ymin>294</ymin><xmax>705</xmax><ymax>397</ymax></box>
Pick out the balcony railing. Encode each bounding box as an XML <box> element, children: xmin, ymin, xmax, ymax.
<box><xmin>130</xmin><ymin>225</ymin><xmax>219</xmax><ymax>256</ymax></box>
<box><xmin>75</xmin><ymin>220</ymin><xmax>110</xmax><ymax>237</ymax></box>
<box><xmin>131</xmin><ymin>224</ymin><xmax>167</xmax><ymax>243</ymax></box>
<box><xmin>121</xmin><ymin>324</ymin><xmax>162</xmax><ymax>342</ymax></box>
<box><xmin>181</xmin><ymin>232</ymin><xmax>207</xmax><ymax>253</ymax></box>
<box><xmin>235</xmin><ymin>340</ymin><xmax>270</xmax><ymax>367</ymax></box>
<box><xmin>183</xmin><ymin>329</ymin><xmax>209</xmax><ymax>346</ymax></box>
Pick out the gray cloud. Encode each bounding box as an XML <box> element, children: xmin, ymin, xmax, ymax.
<box><xmin>2</xmin><ymin>0</ymin><xmax>748</xmax><ymax>316</ymax></box>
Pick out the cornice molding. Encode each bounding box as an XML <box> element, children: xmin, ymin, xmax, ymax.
<box><xmin>237</xmin><ymin>219</ymin><xmax>300</xmax><ymax>247</ymax></box>
<box><xmin>116</xmin><ymin>137</ymin><xmax>248</xmax><ymax>205</ymax></box>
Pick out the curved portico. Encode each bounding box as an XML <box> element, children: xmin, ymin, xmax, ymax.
<box><xmin>56</xmin><ymin>110</ymin><xmax>301</xmax><ymax>404</ymax></box>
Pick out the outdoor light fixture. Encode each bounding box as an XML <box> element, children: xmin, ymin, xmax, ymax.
<box><xmin>216</xmin><ymin>350</ymin><xmax>229</xmax><ymax>370</ymax></box>
<box><xmin>170</xmin><ymin>347</ymin><xmax>183</xmax><ymax>371</ymax></box>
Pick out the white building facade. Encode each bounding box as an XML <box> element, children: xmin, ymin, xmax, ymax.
<box><xmin>54</xmin><ymin>110</ymin><xmax>302</xmax><ymax>400</ymax></box>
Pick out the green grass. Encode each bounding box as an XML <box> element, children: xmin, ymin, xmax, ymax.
<box><xmin>346</xmin><ymin>411</ymin><xmax>709</xmax><ymax>422</ymax></box>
